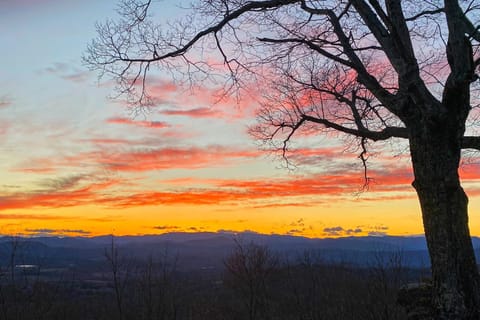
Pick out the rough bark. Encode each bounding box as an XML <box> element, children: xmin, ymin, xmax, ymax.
<box><xmin>409</xmin><ymin>113</ymin><xmax>480</xmax><ymax>319</ymax></box>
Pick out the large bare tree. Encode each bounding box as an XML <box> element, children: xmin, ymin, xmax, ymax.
<box><xmin>85</xmin><ymin>0</ymin><xmax>480</xmax><ymax>318</ymax></box>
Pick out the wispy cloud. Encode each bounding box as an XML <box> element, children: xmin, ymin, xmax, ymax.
<box><xmin>160</xmin><ymin>107</ymin><xmax>224</xmax><ymax>119</ymax></box>
<box><xmin>37</xmin><ymin>174</ymin><xmax>86</xmax><ymax>191</ymax></box>
<box><xmin>0</xmin><ymin>96</ymin><xmax>12</xmax><ymax>109</ymax></box>
<box><xmin>130</xmin><ymin>78</ymin><xmax>257</xmax><ymax>119</ymax></box>
<box><xmin>14</xmin><ymin>167</ymin><xmax>57</xmax><ymax>174</ymax></box>
<box><xmin>0</xmin><ymin>213</ymin><xmax>76</xmax><ymax>220</ymax></box>
<box><xmin>69</xmin><ymin>146</ymin><xmax>260</xmax><ymax>172</ymax></box>
<box><xmin>24</xmin><ymin>228</ymin><xmax>91</xmax><ymax>236</ymax></box>
<box><xmin>101</xmin><ymin>171</ymin><xmax>408</xmax><ymax>208</ymax></box>
<box><xmin>4</xmin><ymin>156</ymin><xmax>480</xmax><ymax>212</ymax></box>
<box><xmin>12</xmin><ymin>142</ymin><xmax>259</xmax><ymax>175</ymax></box>
<box><xmin>43</xmin><ymin>62</ymin><xmax>90</xmax><ymax>83</ymax></box>
<box><xmin>0</xmin><ymin>175</ymin><xmax>121</xmax><ymax>211</ymax></box>
<box><xmin>106</xmin><ymin>117</ymin><xmax>169</xmax><ymax>129</ymax></box>
<box><xmin>153</xmin><ymin>225</ymin><xmax>180</xmax><ymax>230</ymax></box>
<box><xmin>12</xmin><ymin>156</ymin><xmax>59</xmax><ymax>174</ymax></box>
<box><xmin>84</xmin><ymin>138</ymin><xmax>132</xmax><ymax>145</ymax></box>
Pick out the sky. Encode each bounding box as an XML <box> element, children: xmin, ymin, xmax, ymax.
<box><xmin>2</xmin><ymin>0</ymin><xmax>480</xmax><ymax>238</ymax></box>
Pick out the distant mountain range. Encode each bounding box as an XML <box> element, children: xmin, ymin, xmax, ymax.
<box><xmin>1</xmin><ymin>232</ymin><xmax>480</xmax><ymax>270</ymax></box>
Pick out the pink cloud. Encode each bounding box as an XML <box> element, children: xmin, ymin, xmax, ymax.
<box><xmin>11</xmin><ymin>143</ymin><xmax>260</xmax><ymax>175</ymax></box>
<box><xmin>131</xmin><ymin>78</ymin><xmax>258</xmax><ymax>120</ymax></box>
<box><xmin>93</xmin><ymin>146</ymin><xmax>260</xmax><ymax>172</ymax></box>
<box><xmin>107</xmin><ymin>117</ymin><xmax>169</xmax><ymax>129</ymax></box>
<box><xmin>160</xmin><ymin>107</ymin><xmax>224</xmax><ymax>119</ymax></box>
<box><xmin>12</xmin><ymin>157</ymin><xmax>59</xmax><ymax>174</ymax></box>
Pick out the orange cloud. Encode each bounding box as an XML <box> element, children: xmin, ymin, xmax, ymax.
<box><xmin>0</xmin><ymin>169</ymin><xmax>399</xmax><ymax>212</ymax></box>
<box><xmin>107</xmin><ymin>168</ymin><xmax>415</xmax><ymax>208</ymax></box>
<box><xmin>0</xmin><ymin>213</ymin><xmax>76</xmax><ymax>220</ymax></box>
<box><xmin>4</xmin><ymin>156</ymin><xmax>479</xmax><ymax>212</ymax></box>
<box><xmin>0</xmin><ymin>177</ymin><xmax>120</xmax><ymax>211</ymax></box>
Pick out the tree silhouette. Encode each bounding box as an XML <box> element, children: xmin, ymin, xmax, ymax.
<box><xmin>85</xmin><ymin>1</ymin><xmax>480</xmax><ymax>318</ymax></box>
<box><xmin>224</xmin><ymin>240</ymin><xmax>277</xmax><ymax>320</ymax></box>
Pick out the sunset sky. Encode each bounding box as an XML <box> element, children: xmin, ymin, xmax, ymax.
<box><xmin>2</xmin><ymin>0</ymin><xmax>480</xmax><ymax>238</ymax></box>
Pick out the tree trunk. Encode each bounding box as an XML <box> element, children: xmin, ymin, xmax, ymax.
<box><xmin>409</xmin><ymin>117</ymin><xmax>480</xmax><ymax>319</ymax></box>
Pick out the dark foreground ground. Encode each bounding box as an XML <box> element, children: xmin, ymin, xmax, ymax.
<box><xmin>0</xmin><ymin>232</ymin><xmax>470</xmax><ymax>320</ymax></box>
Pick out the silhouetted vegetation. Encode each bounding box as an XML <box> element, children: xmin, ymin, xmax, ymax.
<box><xmin>0</xmin><ymin>236</ymin><xmax>429</xmax><ymax>320</ymax></box>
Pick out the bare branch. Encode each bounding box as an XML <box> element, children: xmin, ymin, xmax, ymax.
<box><xmin>301</xmin><ymin>115</ymin><xmax>407</xmax><ymax>141</ymax></box>
<box><xmin>257</xmin><ymin>36</ymin><xmax>354</xmax><ymax>68</ymax></box>
<box><xmin>405</xmin><ymin>8</ymin><xmax>444</xmax><ymax>21</ymax></box>
<box><xmin>93</xmin><ymin>0</ymin><xmax>300</xmax><ymax>65</ymax></box>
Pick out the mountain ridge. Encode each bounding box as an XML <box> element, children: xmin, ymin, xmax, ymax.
<box><xmin>1</xmin><ymin>232</ymin><xmax>479</xmax><ymax>269</ymax></box>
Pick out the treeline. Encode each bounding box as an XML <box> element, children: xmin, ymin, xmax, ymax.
<box><xmin>0</xmin><ymin>240</ymin><xmax>424</xmax><ymax>320</ymax></box>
